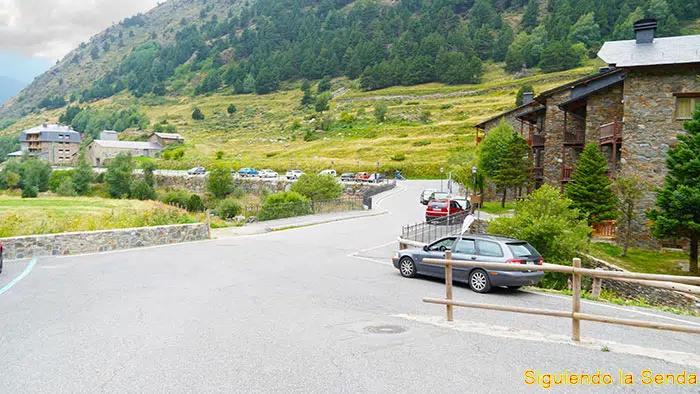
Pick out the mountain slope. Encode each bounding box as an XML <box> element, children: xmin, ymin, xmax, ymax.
<box><xmin>0</xmin><ymin>77</ymin><xmax>26</xmax><ymax>104</ymax></box>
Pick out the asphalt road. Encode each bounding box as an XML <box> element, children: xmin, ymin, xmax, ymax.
<box><xmin>1</xmin><ymin>180</ymin><xmax>699</xmax><ymax>393</ymax></box>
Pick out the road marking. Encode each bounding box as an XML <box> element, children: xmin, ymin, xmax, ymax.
<box><xmin>351</xmin><ymin>254</ymin><xmax>392</xmax><ymax>266</ymax></box>
<box><xmin>0</xmin><ymin>258</ymin><xmax>37</xmax><ymax>296</ymax></box>
<box><xmin>525</xmin><ymin>289</ymin><xmax>700</xmax><ymax>327</ymax></box>
<box><xmin>395</xmin><ymin>314</ymin><xmax>700</xmax><ymax>368</ymax></box>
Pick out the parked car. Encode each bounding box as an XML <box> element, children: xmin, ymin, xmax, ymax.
<box><xmin>187</xmin><ymin>167</ymin><xmax>206</xmax><ymax>175</ymax></box>
<box><xmin>420</xmin><ymin>189</ymin><xmax>438</xmax><ymax>205</ymax></box>
<box><xmin>319</xmin><ymin>169</ymin><xmax>337</xmax><ymax>177</ymax></box>
<box><xmin>0</xmin><ymin>240</ymin><xmax>3</xmax><ymax>274</ymax></box>
<box><xmin>286</xmin><ymin>170</ymin><xmax>304</xmax><ymax>180</ymax></box>
<box><xmin>428</xmin><ymin>191</ymin><xmax>450</xmax><ymax>202</ymax></box>
<box><xmin>368</xmin><ymin>173</ymin><xmax>385</xmax><ymax>183</ymax></box>
<box><xmin>354</xmin><ymin>172</ymin><xmax>371</xmax><ymax>182</ymax></box>
<box><xmin>340</xmin><ymin>172</ymin><xmax>356</xmax><ymax>182</ymax></box>
<box><xmin>425</xmin><ymin>199</ymin><xmax>468</xmax><ymax>222</ymax></box>
<box><xmin>392</xmin><ymin>234</ymin><xmax>544</xmax><ymax>293</ymax></box>
<box><xmin>259</xmin><ymin>169</ymin><xmax>279</xmax><ymax>179</ymax></box>
<box><xmin>238</xmin><ymin>168</ymin><xmax>259</xmax><ymax>177</ymax></box>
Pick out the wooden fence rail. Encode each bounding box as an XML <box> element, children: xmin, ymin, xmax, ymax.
<box><xmin>421</xmin><ymin>255</ymin><xmax>700</xmax><ymax>340</ymax></box>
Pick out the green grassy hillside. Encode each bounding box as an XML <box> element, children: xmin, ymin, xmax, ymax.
<box><xmin>1</xmin><ymin>62</ymin><xmax>599</xmax><ymax>177</ymax></box>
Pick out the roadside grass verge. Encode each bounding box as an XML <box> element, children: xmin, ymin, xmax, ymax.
<box><xmin>0</xmin><ymin>194</ymin><xmax>202</xmax><ymax>237</ymax></box>
<box><xmin>587</xmin><ymin>242</ymin><xmax>690</xmax><ymax>277</ymax></box>
<box><xmin>479</xmin><ymin>201</ymin><xmax>515</xmax><ymax>215</ymax></box>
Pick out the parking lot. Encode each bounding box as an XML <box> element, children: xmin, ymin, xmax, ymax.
<box><xmin>1</xmin><ymin>180</ymin><xmax>698</xmax><ymax>393</ymax></box>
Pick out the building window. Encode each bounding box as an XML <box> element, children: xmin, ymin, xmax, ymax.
<box><xmin>676</xmin><ymin>96</ymin><xmax>699</xmax><ymax>120</ymax></box>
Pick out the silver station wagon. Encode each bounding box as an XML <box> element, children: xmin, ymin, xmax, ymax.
<box><xmin>393</xmin><ymin>234</ymin><xmax>544</xmax><ymax>293</ymax></box>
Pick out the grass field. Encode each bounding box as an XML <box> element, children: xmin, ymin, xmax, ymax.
<box><xmin>588</xmin><ymin>242</ymin><xmax>691</xmax><ymax>276</ymax></box>
<box><xmin>0</xmin><ymin>195</ymin><xmax>203</xmax><ymax>237</ymax></box>
<box><xmin>479</xmin><ymin>201</ymin><xmax>516</xmax><ymax>215</ymax></box>
<box><xmin>1</xmin><ymin>62</ymin><xmax>601</xmax><ymax>178</ymax></box>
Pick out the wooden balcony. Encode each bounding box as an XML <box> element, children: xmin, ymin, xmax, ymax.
<box><xmin>562</xmin><ymin>167</ymin><xmax>574</xmax><ymax>182</ymax></box>
<box><xmin>592</xmin><ymin>220</ymin><xmax>617</xmax><ymax>238</ymax></box>
<box><xmin>599</xmin><ymin>121</ymin><xmax>622</xmax><ymax>145</ymax></box>
<box><xmin>564</xmin><ymin>131</ymin><xmax>584</xmax><ymax>146</ymax></box>
<box><xmin>530</xmin><ymin>134</ymin><xmax>545</xmax><ymax>148</ymax></box>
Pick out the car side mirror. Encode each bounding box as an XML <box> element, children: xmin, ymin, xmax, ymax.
<box><xmin>423</xmin><ymin>245</ymin><xmax>429</xmax><ymax>252</ymax></box>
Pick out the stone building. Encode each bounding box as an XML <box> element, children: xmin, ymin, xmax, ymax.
<box><xmin>85</xmin><ymin>139</ymin><xmax>164</xmax><ymax>167</ymax></box>
<box><xmin>149</xmin><ymin>132</ymin><xmax>184</xmax><ymax>146</ymax></box>
<box><xmin>8</xmin><ymin>124</ymin><xmax>82</xmax><ymax>164</ymax></box>
<box><xmin>475</xmin><ymin>19</ymin><xmax>700</xmax><ymax>243</ymax></box>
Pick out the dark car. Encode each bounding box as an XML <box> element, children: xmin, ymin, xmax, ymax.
<box><xmin>392</xmin><ymin>234</ymin><xmax>544</xmax><ymax>293</ymax></box>
<box><xmin>340</xmin><ymin>173</ymin><xmax>355</xmax><ymax>182</ymax></box>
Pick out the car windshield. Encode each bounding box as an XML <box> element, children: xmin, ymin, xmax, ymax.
<box><xmin>506</xmin><ymin>242</ymin><xmax>541</xmax><ymax>258</ymax></box>
<box><xmin>432</xmin><ymin>193</ymin><xmax>449</xmax><ymax>199</ymax></box>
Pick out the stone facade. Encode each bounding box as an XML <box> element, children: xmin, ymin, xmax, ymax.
<box><xmin>582</xmin><ymin>254</ymin><xmax>700</xmax><ymax>314</ymax></box>
<box><xmin>1</xmin><ymin>223</ymin><xmax>209</xmax><ymax>260</ymax></box>
<box><xmin>585</xmin><ymin>84</ymin><xmax>624</xmax><ymax>143</ymax></box>
<box><xmin>541</xmin><ymin>90</ymin><xmax>571</xmax><ymax>187</ymax></box>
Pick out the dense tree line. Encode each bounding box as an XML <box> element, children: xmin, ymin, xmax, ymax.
<box><xmin>74</xmin><ymin>0</ymin><xmax>697</xmax><ymax>101</ymax></box>
<box><xmin>58</xmin><ymin>106</ymin><xmax>150</xmax><ymax>140</ymax></box>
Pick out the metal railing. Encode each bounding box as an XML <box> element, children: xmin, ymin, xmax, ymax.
<box><xmin>400</xmin><ymin>211</ymin><xmax>470</xmax><ymax>245</ymax></box>
<box><xmin>564</xmin><ymin>131</ymin><xmax>584</xmax><ymax>145</ymax></box>
<box><xmin>422</xmin><ymin>255</ymin><xmax>700</xmax><ymax>340</ymax></box>
<box><xmin>363</xmin><ymin>179</ymin><xmax>397</xmax><ymax>209</ymax></box>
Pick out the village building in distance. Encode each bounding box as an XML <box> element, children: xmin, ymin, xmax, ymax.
<box><xmin>8</xmin><ymin>124</ymin><xmax>82</xmax><ymax>164</ymax></box>
<box><xmin>85</xmin><ymin>131</ymin><xmax>170</xmax><ymax>167</ymax></box>
<box><xmin>475</xmin><ymin>19</ymin><xmax>700</xmax><ymax>245</ymax></box>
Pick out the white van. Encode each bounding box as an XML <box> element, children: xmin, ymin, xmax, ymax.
<box><xmin>319</xmin><ymin>169</ymin><xmax>337</xmax><ymax>177</ymax></box>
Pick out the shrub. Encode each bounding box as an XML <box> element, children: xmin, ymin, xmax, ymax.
<box><xmin>49</xmin><ymin>170</ymin><xmax>75</xmax><ymax>192</ymax></box>
<box><xmin>413</xmin><ymin>140</ymin><xmax>431</xmax><ymax>147</ymax></box>
<box><xmin>131</xmin><ymin>180</ymin><xmax>156</xmax><ymax>200</ymax></box>
<box><xmin>56</xmin><ymin>177</ymin><xmax>77</xmax><ymax>196</ymax></box>
<box><xmin>105</xmin><ymin>153</ymin><xmax>134</xmax><ymax>198</ymax></box>
<box><xmin>186</xmin><ymin>194</ymin><xmax>205</xmax><ymax>212</ymax></box>
<box><xmin>227</xmin><ymin>104</ymin><xmax>237</xmax><ymax>114</ymax></box>
<box><xmin>440</xmin><ymin>103</ymin><xmax>453</xmax><ymax>110</ymax></box>
<box><xmin>488</xmin><ymin>185</ymin><xmax>590</xmax><ymax>289</ymax></box>
<box><xmin>418</xmin><ymin>110</ymin><xmax>431</xmax><ymax>123</ymax></box>
<box><xmin>374</xmin><ymin>101</ymin><xmax>388</xmax><ymax>122</ymax></box>
<box><xmin>73</xmin><ymin>156</ymin><xmax>94</xmax><ymax>195</ymax></box>
<box><xmin>391</xmin><ymin>153</ymin><xmax>406</xmax><ymax>162</ymax></box>
<box><xmin>162</xmin><ymin>189</ymin><xmax>190</xmax><ymax>207</ymax></box>
<box><xmin>192</xmin><ymin>107</ymin><xmax>205</xmax><ymax>120</ymax></box>
<box><xmin>22</xmin><ymin>186</ymin><xmax>38</xmax><ymax>198</ymax></box>
<box><xmin>208</xmin><ymin>166</ymin><xmax>233</xmax><ymax>198</ymax></box>
<box><xmin>258</xmin><ymin>191</ymin><xmax>312</xmax><ymax>221</ymax></box>
<box><xmin>215</xmin><ymin>150</ymin><xmax>224</xmax><ymax>160</ymax></box>
<box><xmin>214</xmin><ymin>198</ymin><xmax>242</xmax><ymax>219</ymax></box>
<box><xmin>290</xmin><ymin>174</ymin><xmax>342</xmax><ymax>201</ymax></box>
<box><xmin>232</xmin><ymin>187</ymin><xmax>246</xmax><ymax>199</ymax></box>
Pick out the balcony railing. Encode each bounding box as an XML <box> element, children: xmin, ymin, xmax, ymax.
<box><xmin>562</xmin><ymin>167</ymin><xmax>574</xmax><ymax>182</ymax></box>
<box><xmin>599</xmin><ymin>121</ymin><xmax>623</xmax><ymax>144</ymax></box>
<box><xmin>530</xmin><ymin>134</ymin><xmax>545</xmax><ymax>148</ymax></box>
<box><xmin>592</xmin><ymin>220</ymin><xmax>617</xmax><ymax>238</ymax></box>
<box><xmin>564</xmin><ymin>131</ymin><xmax>584</xmax><ymax>146</ymax></box>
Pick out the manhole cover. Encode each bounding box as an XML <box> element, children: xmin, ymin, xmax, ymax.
<box><xmin>365</xmin><ymin>325</ymin><xmax>407</xmax><ymax>334</ymax></box>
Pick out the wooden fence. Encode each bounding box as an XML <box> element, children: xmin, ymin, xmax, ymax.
<box><xmin>421</xmin><ymin>253</ymin><xmax>700</xmax><ymax>340</ymax></box>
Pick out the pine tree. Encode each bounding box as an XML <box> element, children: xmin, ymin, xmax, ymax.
<box><xmin>73</xmin><ymin>155</ymin><xmax>94</xmax><ymax>195</ymax></box>
<box><xmin>614</xmin><ymin>173</ymin><xmax>644</xmax><ymax>257</ymax></box>
<box><xmin>648</xmin><ymin>110</ymin><xmax>700</xmax><ymax>274</ymax></box>
<box><xmin>565</xmin><ymin>143</ymin><xmax>616</xmax><ymax>226</ymax></box>
<box><xmin>300</xmin><ymin>80</ymin><xmax>314</xmax><ymax>105</ymax></box>
<box><xmin>521</xmin><ymin>0</ymin><xmax>539</xmax><ymax>32</ymax></box>
<box><xmin>227</xmin><ymin>103</ymin><xmax>238</xmax><ymax>114</ymax></box>
<box><xmin>317</xmin><ymin>76</ymin><xmax>331</xmax><ymax>93</ymax></box>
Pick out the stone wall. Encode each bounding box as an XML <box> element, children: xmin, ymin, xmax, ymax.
<box><xmin>620</xmin><ymin>66</ymin><xmax>700</xmax><ymax>246</ymax></box>
<box><xmin>2</xmin><ymin>223</ymin><xmax>209</xmax><ymax>260</ymax></box>
<box><xmin>542</xmin><ymin>90</ymin><xmax>570</xmax><ymax>188</ymax></box>
<box><xmin>581</xmin><ymin>254</ymin><xmax>700</xmax><ymax>314</ymax></box>
<box><xmin>585</xmin><ymin>83</ymin><xmax>624</xmax><ymax>143</ymax></box>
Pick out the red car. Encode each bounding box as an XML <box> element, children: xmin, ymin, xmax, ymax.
<box><xmin>354</xmin><ymin>172</ymin><xmax>371</xmax><ymax>181</ymax></box>
<box><xmin>425</xmin><ymin>199</ymin><xmax>466</xmax><ymax>222</ymax></box>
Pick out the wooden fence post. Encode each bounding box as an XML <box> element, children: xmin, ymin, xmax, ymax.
<box><xmin>445</xmin><ymin>251</ymin><xmax>453</xmax><ymax>322</ymax></box>
<box><xmin>572</xmin><ymin>258</ymin><xmax>581</xmax><ymax>341</ymax></box>
<box><xmin>591</xmin><ymin>269</ymin><xmax>603</xmax><ymax>298</ymax></box>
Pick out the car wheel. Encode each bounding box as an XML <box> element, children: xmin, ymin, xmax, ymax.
<box><xmin>507</xmin><ymin>286</ymin><xmax>522</xmax><ymax>291</ymax></box>
<box><xmin>469</xmin><ymin>269</ymin><xmax>491</xmax><ymax>293</ymax></box>
<box><xmin>399</xmin><ymin>257</ymin><xmax>417</xmax><ymax>278</ymax></box>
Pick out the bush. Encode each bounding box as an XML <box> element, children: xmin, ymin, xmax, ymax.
<box><xmin>22</xmin><ymin>186</ymin><xmax>38</xmax><ymax>198</ymax></box>
<box><xmin>192</xmin><ymin>107</ymin><xmax>205</xmax><ymax>120</ymax></box>
<box><xmin>374</xmin><ymin>101</ymin><xmax>388</xmax><ymax>122</ymax></box>
<box><xmin>208</xmin><ymin>166</ymin><xmax>233</xmax><ymax>198</ymax></box>
<box><xmin>56</xmin><ymin>177</ymin><xmax>77</xmax><ymax>196</ymax></box>
<box><xmin>258</xmin><ymin>191</ymin><xmax>312</xmax><ymax>221</ymax></box>
<box><xmin>413</xmin><ymin>140</ymin><xmax>431</xmax><ymax>147</ymax></box>
<box><xmin>227</xmin><ymin>104</ymin><xmax>237</xmax><ymax>114</ymax></box>
<box><xmin>105</xmin><ymin>153</ymin><xmax>134</xmax><ymax>198</ymax></box>
<box><xmin>162</xmin><ymin>189</ymin><xmax>190</xmax><ymax>207</ymax></box>
<box><xmin>232</xmin><ymin>187</ymin><xmax>246</xmax><ymax>199</ymax></box>
<box><xmin>214</xmin><ymin>198</ymin><xmax>242</xmax><ymax>219</ymax></box>
<box><xmin>391</xmin><ymin>153</ymin><xmax>406</xmax><ymax>162</ymax></box>
<box><xmin>49</xmin><ymin>170</ymin><xmax>75</xmax><ymax>192</ymax></box>
<box><xmin>131</xmin><ymin>180</ymin><xmax>156</xmax><ymax>200</ymax></box>
<box><xmin>418</xmin><ymin>111</ymin><xmax>431</xmax><ymax>123</ymax></box>
<box><xmin>215</xmin><ymin>150</ymin><xmax>224</xmax><ymax>160</ymax></box>
<box><xmin>186</xmin><ymin>194</ymin><xmax>205</xmax><ymax>212</ymax></box>
<box><xmin>290</xmin><ymin>173</ymin><xmax>343</xmax><ymax>201</ymax></box>
<box><xmin>488</xmin><ymin>185</ymin><xmax>590</xmax><ymax>289</ymax></box>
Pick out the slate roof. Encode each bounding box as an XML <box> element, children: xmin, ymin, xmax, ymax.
<box><xmin>473</xmin><ymin>100</ymin><xmax>542</xmax><ymax>129</ymax></box>
<box><xmin>153</xmin><ymin>132</ymin><xmax>184</xmax><ymax>140</ymax></box>
<box><xmin>598</xmin><ymin>35</ymin><xmax>700</xmax><ymax>67</ymax></box>
<box><xmin>92</xmin><ymin>140</ymin><xmax>164</xmax><ymax>150</ymax></box>
<box><xmin>19</xmin><ymin>124</ymin><xmax>82</xmax><ymax>143</ymax></box>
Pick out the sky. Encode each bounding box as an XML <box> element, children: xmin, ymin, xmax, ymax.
<box><xmin>0</xmin><ymin>0</ymin><xmax>161</xmax><ymax>81</ymax></box>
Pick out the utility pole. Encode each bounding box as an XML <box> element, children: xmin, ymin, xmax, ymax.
<box><xmin>440</xmin><ymin>166</ymin><xmax>444</xmax><ymax>192</ymax></box>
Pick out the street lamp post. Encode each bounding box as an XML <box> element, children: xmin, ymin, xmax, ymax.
<box><xmin>472</xmin><ymin>165</ymin><xmax>480</xmax><ymax>228</ymax></box>
<box><xmin>440</xmin><ymin>166</ymin><xmax>444</xmax><ymax>192</ymax></box>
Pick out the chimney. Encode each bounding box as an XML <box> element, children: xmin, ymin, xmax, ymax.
<box><xmin>522</xmin><ymin>92</ymin><xmax>534</xmax><ymax>105</ymax></box>
<box><xmin>634</xmin><ymin>19</ymin><xmax>657</xmax><ymax>44</ymax></box>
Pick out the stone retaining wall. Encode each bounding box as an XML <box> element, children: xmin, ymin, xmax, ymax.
<box><xmin>2</xmin><ymin>223</ymin><xmax>210</xmax><ymax>260</ymax></box>
<box><xmin>581</xmin><ymin>254</ymin><xmax>700</xmax><ymax>313</ymax></box>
